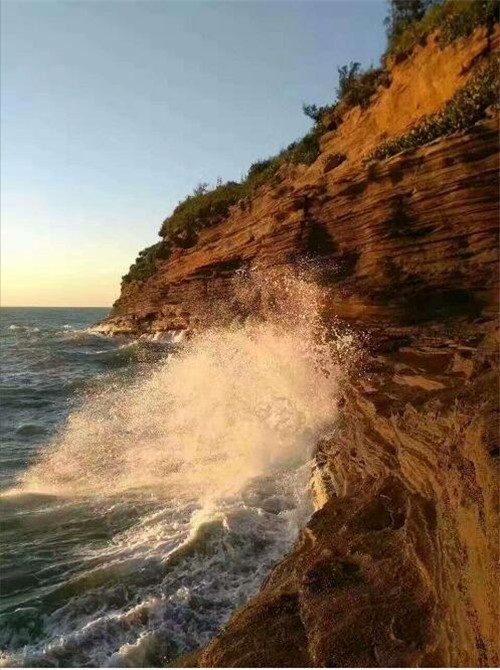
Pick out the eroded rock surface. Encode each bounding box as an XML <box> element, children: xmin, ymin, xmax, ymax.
<box><xmin>105</xmin><ymin>27</ymin><xmax>499</xmax><ymax>339</ymax></box>
<box><xmin>192</xmin><ymin>326</ymin><xmax>499</xmax><ymax>667</ymax></box>
<box><xmin>105</xmin><ymin>116</ymin><xmax>499</xmax><ymax>338</ymax></box>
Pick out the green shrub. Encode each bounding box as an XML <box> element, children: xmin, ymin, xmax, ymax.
<box><xmin>122</xmin><ymin>241</ymin><xmax>171</xmax><ymax>284</ymax></box>
<box><xmin>367</xmin><ymin>57</ymin><xmax>499</xmax><ymax>161</ymax></box>
<box><xmin>387</xmin><ymin>0</ymin><xmax>499</xmax><ymax>60</ymax></box>
<box><xmin>303</xmin><ymin>61</ymin><xmax>390</xmax><ymax>133</ymax></box>
<box><xmin>304</xmin><ymin>0</ymin><xmax>498</xmax><ymax>129</ymax></box>
<box><xmin>245</xmin><ymin>157</ymin><xmax>284</xmax><ymax>191</ymax></box>
<box><xmin>155</xmin><ymin>129</ymin><xmax>321</xmax><ymax>251</ymax></box>
<box><xmin>301</xmin><ymin>63</ymin><xmax>372</xmax><ymax>130</ymax></box>
<box><xmin>247</xmin><ymin>158</ymin><xmax>274</xmax><ymax>178</ymax></box>
<box><xmin>385</xmin><ymin>0</ymin><xmax>437</xmax><ymax>50</ymax></box>
<box><xmin>192</xmin><ymin>181</ymin><xmax>209</xmax><ymax>196</ymax></box>
<box><xmin>302</xmin><ymin>103</ymin><xmax>326</xmax><ymax>123</ymax></box>
<box><xmin>303</xmin><ymin>101</ymin><xmax>341</xmax><ymax>131</ymax></box>
<box><xmin>287</xmin><ymin>131</ymin><xmax>321</xmax><ymax>165</ymax></box>
<box><xmin>439</xmin><ymin>0</ymin><xmax>499</xmax><ymax>43</ymax></box>
<box><xmin>159</xmin><ymin>180</ymin><xmax>243</xmax><ymax>243</ymax></box>
<box><xmin>337</xmin><ymin>62</ymin><xmax>362</xmax><ymax>100</ymax></box>
<box><xmin>338</xmin><ymin>64</ymin><xmax>389</xmax><ymax>109</ymax></box>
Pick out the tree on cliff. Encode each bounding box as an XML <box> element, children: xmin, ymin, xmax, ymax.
<box><xmin>385</xmin><ymin>0</ymin><xmax>437</xmax><ymax>42</ymax></box>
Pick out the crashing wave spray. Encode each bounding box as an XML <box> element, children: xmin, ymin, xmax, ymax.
<box><xmin>6</xmin><ymin>268</ymin><xmax>355</xmax><ymax>667</ymax></box>
<box><xmin>21</xmin><ymin>268</ymin><xmax>346</xmax><ymax>501</ymax></box>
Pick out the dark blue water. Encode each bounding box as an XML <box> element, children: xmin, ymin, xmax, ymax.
<box><xmin>0</xmin><ymin>308</ymin><xmax>177</xmax><ymax>667</ymax></box>
<box><xmin>0</xmin><ymin>308</ymin><xmax>114</xmax><ymax>490</ymax></box>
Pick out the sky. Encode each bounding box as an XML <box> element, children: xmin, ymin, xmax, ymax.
<box><xmin>1</xmin><ymin>0</ymin><xmax>387</xmax><ymax>307</ymax></box>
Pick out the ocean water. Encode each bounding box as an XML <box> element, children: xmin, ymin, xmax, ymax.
<box><xmin>0</xmin><ymin>290</ymin><xmax>342</xmax><ymax>667</ymax></box>
<box><xmin>0</xmin><ymin>308</ymin><xmax>114</xmax><ymax>491</ymax></box>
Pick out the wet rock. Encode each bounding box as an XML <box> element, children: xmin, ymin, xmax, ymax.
<box><xmin>193</xmin><ymin>334</ymin><xmax>499</xmax><ymax>667</ymax></box>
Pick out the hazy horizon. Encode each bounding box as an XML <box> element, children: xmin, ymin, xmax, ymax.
<box><xmin>1</xmin><ymin>0</ymin><xmax>387</xmax><ymax>307</ymax></box>
<box><xmin>0</xmin><ymin>305</ymin><xmax>111</xmax><ymax>309</ymax></box>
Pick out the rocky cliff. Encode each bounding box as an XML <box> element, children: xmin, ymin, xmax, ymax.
<box><xmin>102</xmin><ymin>26</ymin><xmax>499</xmax><ymax>668</ymax></box>
<box><xmin>105</xmin><ymin>26</ymin><xmax>499</xmax><ymax>338</ymax></box>
<box><xmin>192</xmin><ymin>323</ymin><xmax>499</xmax><ymax>667</ymax></box>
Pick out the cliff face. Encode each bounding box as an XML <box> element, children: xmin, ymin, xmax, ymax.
<box><xmin>195</xmin><ymin>327</ymin><xmax>499</xmax><ymax>667</ymax></box>
<box><xmin>106</xmin><ymin>26</ymin><xmax>498</xmax><ymax>337</ymax></box>
<box><xmin>103</xmin><ymin>28</ymin><xmax>499</xmax><ymax>668</ymax></box>
<box><xmin>107</xmin><ymin>115</ymin><xmax>498</xmax><ymax>338</ymax></box>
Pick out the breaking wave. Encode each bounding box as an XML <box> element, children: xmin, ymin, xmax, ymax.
<box><xmin>1</xmin><ymin>270</ymin><xmax>354</xmax><ymax>666</ymax></box>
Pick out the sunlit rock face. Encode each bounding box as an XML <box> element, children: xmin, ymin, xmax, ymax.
<box><xmin>106</xmin><ymin>116</ymin><xmax>499</xmax><ymax>338</ymax></box>
<box><xmin>103</xmin><ymin>28</ymin><xmax>499</xmax><ymax>668</ymax></box>
<box><xmin>194</xmin><ymin>327</ymin><xmax>499</xmax><ymax>667</ymax></box>
<box><xmin>107</xmin><ymin>25</ymin><xmax>499</xmax><ymax>338</ymax></box>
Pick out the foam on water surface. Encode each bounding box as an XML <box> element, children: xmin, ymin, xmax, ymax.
<box><xmin>0</xmin><ymin>271</ymin><xmax>355</xmax><ymax>667</ymax></box>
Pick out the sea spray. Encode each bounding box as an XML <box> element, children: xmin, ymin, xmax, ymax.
<box><xmin>21</xmin><ymin>323</ymin><xmax>339</xmax><ymax>499</ymax></box>
<box><xmin>21</xmin><ymin>268</ymin><xmax>345</xmax><ymax>500</ymax></box>
<box><xmin>2</xmin><ymin>269</ymin><xmax>356</xmax><ymax>666</ymax></box>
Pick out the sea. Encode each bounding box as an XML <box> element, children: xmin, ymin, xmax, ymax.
<box><xmin>0</xmin><ymin>300</ymin><xmax>341</xmax><ymax>667</ymax></box>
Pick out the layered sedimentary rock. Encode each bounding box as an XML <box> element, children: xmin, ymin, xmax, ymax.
<box><xmin>102</xmin><ymin>28</ymin><xmax>499</xmax><ymax>668</ymax></box>
<box><xmin>105</xmin><ymin>26</ymin><xmax>499</xmax><ymax>338</ymax></box>
<box><xmin>193</xmin><ymin>325</ymin><xmax>499</xmax><ymax>667</ymax></box>
<box><xmin>106</xmin><ymin>116</ymin><xmax>499</xmax><ymax>336</ymax></box>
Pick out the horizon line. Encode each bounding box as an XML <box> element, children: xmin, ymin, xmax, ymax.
<box><xmin>1</xmin><ymin>305</ymin><xmax>112</xmax><ymax>309</ymax></box>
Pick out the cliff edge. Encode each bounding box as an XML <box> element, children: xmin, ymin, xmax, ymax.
<box><xmin>101</xmin><ymin>22</ymin><xmax>499</xmax><ymax>668</ymax></box>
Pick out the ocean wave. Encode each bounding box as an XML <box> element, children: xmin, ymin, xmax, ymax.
<box><xmin>0</xmin><ymin>472</ymin><xmax>311</xmax><ymax>667</ymax></box>
<box><xmin>1</xmin><ymin>270</ymin><xmax>357</xmax><ymax>667</ymax></box>
<box><xmin>15</xmin><ymin>423</ymin><xmax>47</xmax><ymax>437</ymax></box>
<box><xmin>57</xmin><ymin>327</ymin><xmax>106</xmax><ymax>341</ymax></box>
<box><xmin>6</xmin><ymin>325</ymin><xmax>41</xmax><ymax>334</ymax></box>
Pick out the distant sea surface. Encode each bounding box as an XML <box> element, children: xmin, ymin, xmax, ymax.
<box><xmin>1</xmin><ymin>308</ymin><xmax>112</xmax><ymax>491</ymax></box>
<box><xmin>0</xmin><ymin>306</ymin><xmax>318</xmax><ymax>667</ymax></box>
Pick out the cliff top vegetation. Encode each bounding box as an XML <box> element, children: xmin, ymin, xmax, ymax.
<box><xmin>122</xmin><ymin>0</ymin><xmax>499</xmax><ymax>285</ymax></box>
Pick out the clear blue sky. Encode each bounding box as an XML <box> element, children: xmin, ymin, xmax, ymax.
<box><xmin>1</xmin><ymin>0</ymin><xmax>387</xmax><ymax>306</ymax></box>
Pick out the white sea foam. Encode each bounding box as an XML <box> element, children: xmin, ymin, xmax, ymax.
<box><xmin>21</xmin><ymin>269</ymin><xmax>345</xmax><ymax>501</ymax></box>
<box><xmin>7</xmin><ymin>325</ymin><xmax>40</xmax><ymax>333</ymax></box>
<box><xmin>151</xmin><ymin>329</ymin><xmax>186</xmax><ymax>344</ymax></box>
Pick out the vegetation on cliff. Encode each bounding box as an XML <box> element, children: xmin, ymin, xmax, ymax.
<box><xmin>303</xmin><ymin>62</ymin><xmax>390</xmax><ymax>135</ymax></box>
<box><xmin>158</xmin><ymin>130</ymin><xmax>321</xmax><ymax>244</ymax></box>
<box><xmin>122</xmin><ymin>0</ymin><xmax>499</xmax><ymax>285</ymax></box>
<box><xmin>386</xmin><ymin>0</ymin><xmax>499</xmax><ymax>61</ymax></box>
<box><xmin>368</xmin><ymin>55</ymin><xmax>500</xmax><ymax>161</ymax></box>
<box><xmin>123</xmin><ymin>134</ymin><xmax>321</xmax><ymax>282</ymax></box>
<box><xmin>121</xmin><ymin>240</ymin><xmax>171</xmax><ymax>284</ymax></box>
<box><xmin>304</xmin><ymin>0</ymin><xmax>499</xmax><ymax>131</ymax></box>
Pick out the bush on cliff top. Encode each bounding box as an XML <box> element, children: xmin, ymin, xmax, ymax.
<box><xmin>336</xmin><ymin>62</ymin><xmax>390</xmax><ymax>109</ymax></box>
<box><xmin>159</xmin><ymin>180</ymin><xmax>242</xmax><ymax>242</ymax></box>
<box><xmin>121</xmin><ymin>128</ymin><xmax>322</xmax><ymax>283</ymax></box>
<box><xmin>123</xmin><ymin>0</ymin><xmax>498</xmax><ymax>284</ymax></box>
<box><xmin>387</xmin><ymin>0</ymin><xmax>499</xmax><ymax>60</ymax></box>
<box><xmin>304</xmin><ymin>0</ymin><xmax>498</xmax><ymax>129</ymax></box>
<box><xmin>367</xmin><ymin>56</ymin><xmax>499</xmax><ymax>161</ymax></box>
<box><xmin>158</xmin><ymin>131</ymin><xmax>320</xmax><ymax>242</ymax></box>
<box><xmin>122</xmin><ymin>241</ymin><xmax>171</xmax><ymax>284</ymax></box>
<box><xmin>385</xmin><ymin>0</ymin><xmax>437</xmax><ymax>52</ymax></box>
<box><xmin>302</xmin><ymin>62</ymin><xmax>390</xmax><ymax>131</ymax></box>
